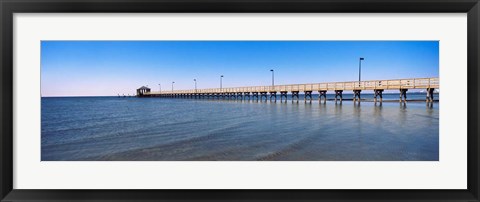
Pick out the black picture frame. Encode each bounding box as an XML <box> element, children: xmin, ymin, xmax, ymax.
<box><xmin>1</xmin><ymin>0</ymin><xmax>479</xmax><ymax>201</ymax></box>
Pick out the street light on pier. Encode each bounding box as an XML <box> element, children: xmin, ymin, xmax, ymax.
<box><xmin>220</xmin><ymin>75</ymin><xmax>224</xmax><ymax>90</ymax></box>
<box><xmin>194</xmin><ymin>79</ymin><xmax>197</xmax><ymax>92</ymax></box>
<box><xmin>158</xmin><ymin>83</ymin><xmax>161</xmax><ymax>92</ymax></box>
<box><xmin>359</xmin><ymin>57</ymin><xmax>365</xmax><ymax>86</ymax></box>
<box><xmin>172</xmin><ymin>81</ymin><xmax>175</xmax><ymax>92</ymax></box>
<box><xmin>270</xmin><ymin>69</ymin><xmax>274</xmax><ymax>86</ymax></box>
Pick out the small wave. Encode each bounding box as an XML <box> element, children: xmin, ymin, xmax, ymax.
<box><xmin>255</xmin><ymin>135</ymin><xmax>315</xmax><ymax>161</ymax></box>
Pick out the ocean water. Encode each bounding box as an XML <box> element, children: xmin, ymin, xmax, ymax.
<box><xmin>41</xmin><ymin>93</ymin><xmax>439</xmax><ymax>161</ymax></box>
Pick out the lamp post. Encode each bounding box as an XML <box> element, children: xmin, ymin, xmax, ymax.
<box><xmin>194</xmin><ymin>79</ymin><xmax>197</xmax><ymax>92</ymax></box>
<box><xmin>359</xmin><ymin>57</ymin><xmax>365</xmax><ymax>86</ymax></box>
<box><xmin>158</xmin><ymin>84</ymin><xmax>161</xmax><ymax>92</ymax></box>
<box><xmin>172</xmin><ymin>81</ymin><xmax>175</xmax><ymax>92</ymax></box>
<box><xmin>270</xmin><ymin>69</ymin><xmax>274</xmax><ymax>86</ymax></box>
<box><xmin>220</xmin><ymin>75</ymin><xmax>224</xmax><ymax>90</ymax></box>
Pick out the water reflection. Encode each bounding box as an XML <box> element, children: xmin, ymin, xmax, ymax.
<box><xmin>373</xmin><ymin>103</ymin><xmax>383</xmax><ymax>123</ymax></box>
<box><xmin>42</xmin><ymin>97</ymin><xmax>439</xmax><ymax>161</ymax></box>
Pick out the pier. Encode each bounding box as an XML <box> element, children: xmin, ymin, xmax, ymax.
<box><xmin>137</xmin><ymin>77</ymin><xmax>439</xmax><ymax>103</ymax></box>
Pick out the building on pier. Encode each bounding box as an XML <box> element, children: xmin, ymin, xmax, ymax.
<box><xmin>136</xmin><ymin>86</ymin><xmax>151</xmax><ymax>97</ymax></box>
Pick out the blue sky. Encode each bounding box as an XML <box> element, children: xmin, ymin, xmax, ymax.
<box><xmin>41</xmin><ymin>41</ymin><xmax>439</xmax><ymax>96</ymax></box>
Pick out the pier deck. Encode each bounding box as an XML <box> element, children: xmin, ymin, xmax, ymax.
<box><xmin>137</xmin><ymin>77</ymin><xmax>439</xmax><ymax>103</ymax></box>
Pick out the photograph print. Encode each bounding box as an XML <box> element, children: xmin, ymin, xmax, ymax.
<box><xmin>41</xmin><ymin>41</ymin><xmax>439</xmax><ymax>161</ymax></box>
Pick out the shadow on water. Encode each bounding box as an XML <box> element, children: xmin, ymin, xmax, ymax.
<box><xmin>426</xmin><ymin>102</ymin><xmax>434</xmax><ymax>110</ymax></box>
<box><xmin>319</xmin><ymin>102</ymin><xmax>326</xmax><ymax>111</ymax></box>
<box><xmin>353</xmin><ymin>101</ymin><xmax>361</xmax><ymax>118</ymax></box>
<box><xmin>399</xmin><ymin>102</ymin><xmax>408</xmax><ymax>126</ymax></box>
<box><xmin>334</xmin><ymin>101</ymin><xmax>342</xmax><ymax>115</ymax></box>
<box><xmin>373</xmin><ymin>102</ymin><xmax>383</xmax><ymax>123</ymax></box>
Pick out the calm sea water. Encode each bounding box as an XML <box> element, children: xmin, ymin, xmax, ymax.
<box><xmin>41</xmin><ymin>93</ymin><xmax>439</xmax><ymax>161</ymax></box>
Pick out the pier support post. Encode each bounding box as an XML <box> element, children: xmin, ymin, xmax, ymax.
<box><xmin>353</xmin><ymin>90</ymin><xmax>361</xmax><ymax>102</ymax></box>
<box><xmin>280</xmin><ymin>91</ymin><xmax>288</xmax><ymax>102</ymax></box>
<box><xmin>399</xmin><ymin>89</ymin><xmax>408</xmax><ymax>103</ymax></box>
<box><xmin>334</xmin><ymin>90</ymin><xmax>343</xmax><ymax>103</ymax></box>
<box><xmin>260</xmin><ymin>92</ymin><xmax>268</xmax><ymax>102</ymax></box>
<box><xmin>237</xmin><ymin>92</ymin><xmax>243</xmax><ymax>100</ymax></box>
<box><xmin>292</xmin><ymin>91</ymin><xmax>299</xmax><ymax>103</ymax></box>
<box><xmin>270</xmin><ymin>92</ymin><xmax>277</xmax><ymax>102</ymax></box>
<box><xmin>318</xmin><ymin>90</ymin><xmax>327</xmax><ymax>104</ymax></box>
<box><xmin>252</xmin><ymin>92</ymin><xmax>259</xmax><ymax>101</ymax></box>
<box><xmin>244</xmin><ymin>92</ymin><xmax>250</xmax><ymax>100</ymax></box>
<box><xmin>304</xmin><ymin>91</ymin><xmax>313</xmax><ymax>103</ymax></box>
<box><xmin>426</xmin><ymin>88</ymin><xmax>435</xmax><ymax>102</ymax></box>
<box><xmin>374</xmin><ymin>89</ymin><xmax>384</xmax><ymax>103</ymax></box>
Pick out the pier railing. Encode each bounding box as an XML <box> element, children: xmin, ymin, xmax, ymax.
<box><xmin>147</xmin><ymin>77</ymin><xmax>439</xmax><ymax>94</ymax></box>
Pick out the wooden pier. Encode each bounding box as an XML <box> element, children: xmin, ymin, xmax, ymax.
<box><xmin>137</xmin><ymin>77</ymin><xmax>439</xmax><ymax>103</ymax></box>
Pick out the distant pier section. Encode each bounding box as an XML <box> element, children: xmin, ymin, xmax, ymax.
<box><xmin>137</xmin><ymin>77</ymin><xmax>439</xmax><ymax>103</ymax></box>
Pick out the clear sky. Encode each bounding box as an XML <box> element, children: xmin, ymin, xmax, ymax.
<box><xmin>41</xmin><ymin>41</ymin><xmax>439</xmax><ymax>96</ymax></box>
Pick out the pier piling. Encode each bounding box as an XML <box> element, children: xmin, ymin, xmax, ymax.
<box><xmin>253</xmin><ymin>92</ymin><xmax>259</xmax><ymax>101</ymax></box>
<box><xmin>280</xmin><ymin>91</ymin><xmax>288</xmax><ymax>102</ymax></box>
<box><xmin>244</xmin><ymin>92</ymin><xmax>250</xmax><ymax>100</ymax></box>
<box><xmin>374</xmin><ymin>89</ymin><xmax>383</xmax><ymax>103</ymax></box>
<box><xmin>304</xmin><ymin>91</ymin><xmax>313</xmax><ymax>103</ymax></box>
<box><xmin>270</xmin><ymin>92</ymin><xmax>277</xmax><ymax>102</ymax></box>
<box><xmin>292</xmin><ymin>91</ymin><xmax>300</xmax><ymax>103</ymax></box>
<box><xmin>353</xmin><ymin>90</ymin><xmax>361</xmax><ymax>102</ymax></box>
<box><xmin>260</xmin><ymin>92</ymin><xmax>268</xmax><ymax>102</ymax></box>
<box><xmin>335</xmin><ymin>90</ymin><xmax>343</xmax><ymax>103</ymax></box>
<box><xmin>426</xmin><ymin>88</ymin><xmax>435</xmax><ymax>102</ymax></box>
<box><xmin>399</xmin><ymin>89</ymin><xmax>408</xmax><ymax>103</ymax></box>
<box><xmin>318</xmin><ymin>90</ymin><xmax>327</xmax><ymax>104</ymax></box>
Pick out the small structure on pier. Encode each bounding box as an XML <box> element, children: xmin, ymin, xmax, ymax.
<box><xmin>136</xmin><ymin>86</ymin><xmax>151</xmax><ymax>97</ymax></box>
